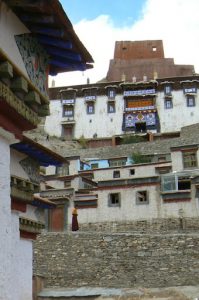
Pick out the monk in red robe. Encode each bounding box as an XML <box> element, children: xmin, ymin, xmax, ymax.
<box><xmin>72</xmin><ymin>207</ymin><xmax>79</xmax><ymax>231</ymax></box>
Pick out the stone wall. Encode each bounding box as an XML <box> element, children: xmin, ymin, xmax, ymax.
<box><xmin>78</xmin><ymin>217</ymin><xmax>199</xmax><ymax>233</ymax></box>
<box><xmin>34</xmin><ymin>230</ymin><xmax>199</xmax><ymax>289</ymax></box>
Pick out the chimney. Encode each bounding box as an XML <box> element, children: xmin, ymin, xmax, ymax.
<box><xmin>132</xmin><ymin>75</ymin><xmax>136</xmax><ymax>83</ymax></box>
<box><xmin>121</xmin><ymin>73</ymin><xmax>126</xmax><ymax>82</ymax></box>
<box><xmin>153</xmin><ymin>71</ymin><xmax>158</xmax><ymax>80</ymax></box>
<box><xmin>51</xmin><ymin>79</ymin><xmax>55</xmax><ymax>87</ymax></box>
<box><xmin>143</xmin><ymin>75</ymin><xmax>147</xmax><ymax>82</ymax></box>
<box><xmin>87</xmin><ymin>78</ymin><xmax>90</xmax><ymax>84</ymax></box>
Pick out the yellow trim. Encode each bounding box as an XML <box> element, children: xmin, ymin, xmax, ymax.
<box><xmin>0</xmin><ymin>81</ymin><xmax>40</xmax><ymax>125</ymax></box>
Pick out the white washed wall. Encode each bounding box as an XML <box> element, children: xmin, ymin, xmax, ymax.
<box><xmin>160</xmin><ymin>190</ymin><xmax>199</xmax><ymax>218</ymax></box>
<box><xmin>157</xmin><ymin>91</ymin><xmax>199</xmax><ymax>133</ymax></box>
<box><xmin>69</xmin><ymin>159</ymin><xmax>79</xmax><ymax>175</ymax></box>
<box><xmin>45</xmin><ymin>95</ymin><xmax>124</xmax><ymax>139</ymax></box>
<box><xmin>45</xmin><ymin>179</ymin><xmax>65</xmax><ymax>189</ymax></box>
<box><xmin>0</xmin><ymin>2</ymin><xmax>29</xmax><ymax>77</ymax></box>
<box><xmin>10</xmin><ymin>149</ymin><xmax>30</xmax><ymax>180</ymax></box>
<box><xmin>92</xmin><ymin>163</ymin><xmax>168</xmax><ymax>181</ymax></box>
<box><xmin>74</xmin><ymin>186</ymin><xmax>159</xmax><ymax>224</ymax></box>
<box><xmin>171</xmin><ymin>149</ymin><xmax>199</xmax><ymax>173</ymax></box>
<box><xmin>10</xmin><ymin>212</ymin><xmax>32</xmax><ymax>300</ymax></box>
<box><xmin>44</xmin><ymin>100</ymin><xmax>62</xmax><ymax>137</ymax></box>
<box><xmin>0</xmin><ymin>135</ymin><xmax>12</xmax><ymax>300</ymax></box>
<box><xmin>171</xmin><ymin>151</ymin><xmax>183</xmax><ymax>172</ymax></box>
<box><xmin>17</xmin><ymin>238</ymin><xmax>33</xmax><ymax>300</ymax></box>
<box><xmin>20</xmin><ymin>205</ymin><xmax>45</xmax><ymax>224</ymax></box>
<box><xmin>45</xmin><ymin>89</ymin><xmax>199</xmax><ymax>139</ymax></box>
<box><xmin>74</xmin><ymin>94</ymin><xmax>124</xmax><ymax>139</ymax></box>
<box><xmin>72</xmin><ymin>185</ymin><xmax>199</xmax><ymax>225</ymax></box>
<box><xmin>0</xmin><ymin>133</ymin><xmax>34</xmax><ymax>300</ymax></box>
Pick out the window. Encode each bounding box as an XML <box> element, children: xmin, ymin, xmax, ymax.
<box><xmin>55</xmin><ymin>164</ymin><xmax>69</xmax><ymax>176</ymax></box>
<box><xmin>87</xmin><ymin>102</ymin><xmax>95</xmax><ymax>114</ymax></box>
<box><xmin>164</xmin><ymin>85</ymin><xmax>172</xmax><ymax>95</ymax></box>
<box><xmin>63</xmin><ymin>105</ymin><xmax>74</xmax><ymax>117</ymax></box>
<box><xmin>183</xmin><ymin>151</ymin><xmax>197</xmax><ymax>168</ymax></box>
<box><xmin>161</xmin><ymin>174</ymin><xmax>191</xmax><ymax>192</ymax></box>
<box><xmin>130</xmin><ymin>169</ymin><xmax>135</xmax><ymax>175</ymax></box>
<box><xmin>61</xmin><ymin>90</ymin><xmax>76</xmax><ymax>102</ymax></box>
<box><xmin>136</xmin><ymin>191</ymin><xmax>149</xmax><ymax>204</ymax></box>
<box><xmin>164</xmin><ymin>98</ymin><xmax>173</xmax><ymax>109</ymax></box>
<box><xmin>186</xmin><ymin>95</ymin><xmax>195</xmax><ymax>107</ymax></box>
<box><xmin>162</xmin><ymin>175</ymin><xmax>177</xmax><ymax>192</ymax></box>
<box><xmin>108</xmin><ymin>193</ymin><xmax>121</xmax><ymax>207</ymax></box>
<box><xmin>107</xmin><ymin>88</ymin><xmax>116</xmax><ymax>99</ymax></box>
<box><xmin>107</xmin><ymin>102</ymin><xmax>115</xmax><ymax>113</ymax></box>
<box><xmin>113</xmin><ymin>170</ymin><xmax>120</xmax><ymax>178</ymax></box>
<box><xmin>178</xmin><ymin>177</ymin><xmax>191</xmax><ymax>190</ymax></box>
<box><xmin>109</xmin><ymin>159</ymin><xmax>126</xmax><ymax>167</ymax></box>
<box><xmin>84</xmin><ymin>88</ymin><xmax>97</xmax><ymax>101</ymax></box>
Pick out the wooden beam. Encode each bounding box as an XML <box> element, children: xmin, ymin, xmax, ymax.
<box><xmin>38</xmin><ymin>104</ymin><xmax>50</xmax><ymax>116</ymax></box>
<box><xmin>20</xmin><ymin>14</ymin><xmax>54</xmax><ymax>24</ymax></box>
<box><xmin>11</xmin><ymin>76</ymin><xmax>28</xmax><ymax>93</ymax></box>
<box><xmin>25</xmin><ymin>91</ymin><xmax>41</xmax><ymax>104</ymax></box>
<box><xmin>50</xmin><ymin>59</ymin><xmax>87</xmax><ymax>71</ymax></box>
<box><xmin>37</xmin><ymin>35</ymin><xmax>72</xmax><ymax>49</ymax></box>
<box><xmin>30</xmin><ymin>25</ymin><xmax>64</xmax><ymax>38</ymax></box>
<box><xmin>47</xmin><ymin>47</ymin><xmax>82</xmax><ymax>62</ymax></box>
<box><xmin>0</xmin><ymin>61</ymin><xmax>13</xmax><ymax>78</ymax></box>
<box><xmin>7</xmin><ymin>0</ymin><xmax>45</xmax><ymax>9</ymax></box>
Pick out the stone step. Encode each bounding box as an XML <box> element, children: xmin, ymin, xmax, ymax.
<box><xmin>37</xmin><ymin>287</ymin><xmax>143</xmax><ymax>300</ymax></box>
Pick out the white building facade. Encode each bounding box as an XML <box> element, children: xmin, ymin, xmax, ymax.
<box><xmin>42</xmin><ymin>133</ymin><xmax>199</xmax><ymax>231</ymax></box>
<box><xmin>45</xmin><ymin>76</ymin><xmax>199</xmax><ymax>140</ymax></box>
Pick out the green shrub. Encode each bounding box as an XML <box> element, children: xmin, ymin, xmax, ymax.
<box><xmin>131</xmin><ymin>152</ymin><xmax>151</xmax><ymax>164</ymax></box>
<box><xmin>78</xmin><ymin>135</ymin><xmax>88</xmax><ymax>149</ymax></box>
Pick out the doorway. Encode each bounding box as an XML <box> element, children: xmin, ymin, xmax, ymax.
<box><xmin>135</xmin><ymin>122</ymin><xmax>146</xmax><ymax>132</ymax></box>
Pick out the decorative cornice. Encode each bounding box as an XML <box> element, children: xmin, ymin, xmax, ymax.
<box><xmin>0</xmin><ymin>81</ymin><xmax>40</xmax><ymax>126</ymax></box>
<box><xmin>11</xmin><ymin>175</ymin><xmax>40</xmax><ymax>203</ymax></box>
<box><xmin>19</xmin><ymin>217</ymin><xmax>45</xmax><ymax>234</ymax></box>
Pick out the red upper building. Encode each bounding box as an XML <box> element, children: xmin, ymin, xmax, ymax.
<box><xmin>106</xmin><ymin>40</ymin><xmax>194</xmax><ymax>82</ymax></box>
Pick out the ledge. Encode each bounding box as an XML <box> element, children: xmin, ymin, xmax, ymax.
<box><xmin>19</xmin><ymin>217</ymin><xmax>45</xmax><ymax>234</ymax></box>
<box><xmin>11</xmin><ymin>175</ymin><xmax>39</xmax><ymax>203</ymax></box>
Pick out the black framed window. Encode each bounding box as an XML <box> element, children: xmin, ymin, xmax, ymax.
<box><xmin>183</xmin><ymin>151</ymin><xmax>197</xmax><ymax>168</ymax></box>
<box><xmin>164</xmin><ymin>85</ymin><xmax>172</xmax><ymax>95</ymax></box>
<box><xmin>113</xmin><ymin>170</ymin><xmax>120</xmax><ymax>178</ymax></box>
<box><xmin>63</xmin><ymin>105</ymin><xmax>74</xmax><ymax>117</ymax></box>
<box><xmin>136</xmin><ymin>191</ymin><xmax>149</xmax><ymax>205</ymax></box>
<box><xmin>107</xmin><ymin>101</ymin><xmax>115</xmax><ymax>113</ymax></box>
<box><xmin>107</xmin><ymin>88</ymin><xmax>116</xmax><ymax>99</ymax></box>
<box><xmin>108</xmin><ymin>193</ymin><xmax>121</xmax><ymax>207</ymax></box>
<box><xmin>87</xmin><ymin>102</ymin><xmax>95</xmax><ymax>114</ymax></box>
<box><xmin>164</xmin><ymin>98</ymin><xmax>173</xmax><ymax>109</ymax></box>
<box><xmin>186</xmin><ymin>95</ymin><xmax>195</xmax><ymax>107</ymax></box>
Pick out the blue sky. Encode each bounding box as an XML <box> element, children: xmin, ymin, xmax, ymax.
<box><xmin>60</xmin><ymin>0</ymin><xmax>146</xmax><ymax>27</ymax></box>
<box><xmin>52</xmin><ymin>0</ymin><xmax>199</xmax><ymax>87</ymax></box>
